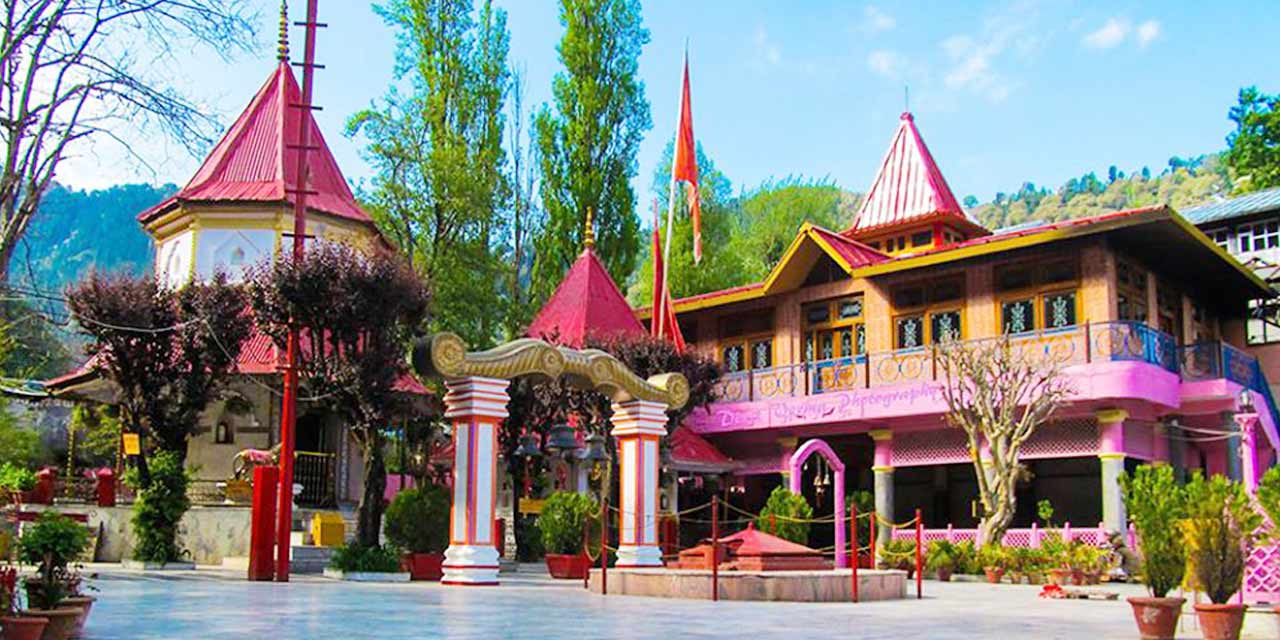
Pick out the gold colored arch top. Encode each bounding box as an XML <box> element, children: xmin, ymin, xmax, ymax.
<box><xmin>411</xmin><ymin>333</ymin><xmax>688</xmax><ymax>409</ymax></box>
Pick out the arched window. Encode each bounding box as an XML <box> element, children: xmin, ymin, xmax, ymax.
<box><xmin>214</xmin><ymin>421</ymin><xmax>233</xmax><ymax>444</ymax></box>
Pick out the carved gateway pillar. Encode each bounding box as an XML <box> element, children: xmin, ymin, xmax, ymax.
<box><xmin>411</xmin><ymin>333</ymin><xmax>689</xmax><ymax>586</ymax></box>
<box><xmin>611</xmin><ymin>400</ymin><xmax>667</xmax><ymax>567</ymax></box>
<box><xmin>442</xmin><ymin>377</ymin><xmax>509</xmax><ymax>585</ymax></box>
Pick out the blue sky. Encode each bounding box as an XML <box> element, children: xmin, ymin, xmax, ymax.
<box><xmin>57</xmin><ymin>0</ymin><xmax>1280</xmax><ymax>205</ymax></box>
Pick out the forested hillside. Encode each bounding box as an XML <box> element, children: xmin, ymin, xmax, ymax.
<box><xmin>15</xmin><ymin>183</ymin><xmax>173</xmax><ymax>295</ymax></box>
<box><xmin>969</xmin><ymin>154</ymin><xmax>1231</xmax><ymax>230</ymax></box>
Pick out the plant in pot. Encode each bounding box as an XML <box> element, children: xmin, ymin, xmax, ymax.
<box><xmin>1040</xmin><ymin>532</ymin><xmax>1072</xmax><ymax>586</ymax></box>
<box><xmin>976</xmin><ymin>543</ymin><xmax>1005</xmax><ymax>583</ymax></box>
<box><xmin>951</xmin><ymin>540</ymin><xmax>978</xmax><ymax>575</ymax></box>
<box><xmin>539</xmin><ymin>491</ymin><xmax>598</xmax><ymax>579</ymax></box>
<box><xmin>0</xmin><ymin>464</ymin><xmax>36</xmax><ymax>507</ymax></box>
<box><xmin>878</xmin><ymin>539</ymin><xmax>917</xmax><ymax>578</ymax></box>
<box><xmin>1068</xmin><ymin>542</ymin><xmax>1103</xmax><ymax>585</ymax></box>
<box><xmin>1024</xmin><ymin>547</ymin><xmax>1048</xmax><ymax>585</ymax></box>
<box><xmin>1184</xmin><ymin>473</ymin><xmax>1260</xmax><ymax>640</ymax></box>
<box><xmin>927</xmin><ymin>541</ymin><xmax>957</xmax><ymax>581</ymax></box>
<box><xmin>1119</xmin><ymin>465</ymin><xmax>1188</xmax><ymax>640</ymax></box>
<box><xmin>17</xmin><ymin>512</ymin><xmax>89</xmax><ymax>640</ymax></box>
<box><xmin>1006</xmin><ymin>546</ymin><xmax>1032</xmax><ymax>585</ymax></box>
<box><xmin>2</xmin><ymin>565</ymin><xmax>47</xmax><ymax>640</ymax></box>
<box><xmin>384</xmin><ymin>485</ymin><xmax>450</xmax><ymax>581</ymax></box>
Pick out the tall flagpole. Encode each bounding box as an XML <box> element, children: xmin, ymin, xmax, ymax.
<box><xmin>657</xmin><ymin>44</ymin><xmax>688</xmax><ymax>339</ymax></box>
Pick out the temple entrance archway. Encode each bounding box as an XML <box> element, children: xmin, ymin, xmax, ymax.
<box><xmin>788</xmin><ymin>438</ymin><xmax>848</xmax><ymax>568</ymax></box>
<box><xmin>412</xmin><ymin>332</ymin><xmax>689</xmax><ymax>585</ymax></box>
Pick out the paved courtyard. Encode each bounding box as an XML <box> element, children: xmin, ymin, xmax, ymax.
<box><xmin>76</xmin><ymin>565</ymin><xmax>1277</xmax><ymax>639</ymax></box>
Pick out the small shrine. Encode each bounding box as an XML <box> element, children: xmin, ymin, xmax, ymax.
<box><xmin>674</xmin><ymin>522</ymin><xmax>829</xmax><ymax>572</ymax></box>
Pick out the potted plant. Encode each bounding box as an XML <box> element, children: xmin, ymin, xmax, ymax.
<box><xmin>927</xmin><ymin>541</ymin><xmax>956</xmax><ymax>581</ymax></box>
<box><xmin>17</xmin><ymin>512</ymin><xmax>89</xmax><ymax>640</ymax></box>
<box><xmin>878</xmin><ymin>539</ymin><xmax>917</xmax><ymax>578</ymax></box>
<box><xmin>1007</xmin><ymin>546</ymin><xmax>1032</xmax><ymax>585</ymax></box>
<box><xmin>952</xmin><ymin>540</ymin><xmax>978</xmax><ymax>575</ymax></box>
<box><xmin>1068</xmin><ymin>542</ymin><xmax>1103</xmax><ymax>585</ymax></box>
<box><xmin>978</xmin><ymin>543</ymin><xmax>1005</xmax><ymax>583</ymax></box>
<box><xmin>1025</xmin><ymin>548</ymin><xmax>1048</xmax><ymax>585</ymax></box>
<box><xmin>1</xmin><ymin>565</ymin><xmax>47</xmax><ymax>640</ymax></box>
<box><xmin>1039</xmin><ymin>532</ymin><xmax>1073</xmax><ymax>586</ymax></box>
<box><xmin>539</xmin><ymin>491</ymin><xmax>597</xmax><ymax>579</ymax></box>
<box><xmin>1119</xmin><ymin>465</ymin><xmax>1189</xmax><ymax>640</ymax></box>
<box><xmin>0</xmin><ymin>464</ymin><xmax>36</xmax><ymax>507</ymax></box>
<box><xmin>1184</xmin><ymin>473</ymin><xmax>1259</xmax><ymax>640</ymax></box>
<box><xmin>57</xmin><ymin>567</ymin><xmax>96</xmax><ymax>638</ymax></box>
<box><xmin>384</xmin><ymin>485</ymin><xmax>450</xmax><ymax>581</ymax></box>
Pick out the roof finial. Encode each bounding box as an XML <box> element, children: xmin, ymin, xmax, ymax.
<box><xmin>276</xmin><ymin>0</ymin><xmax>289</xmax><ymax>62</ymax></box>
<box><xmin>902</xmin><ymin>84</ymin><xmax>911</xmax><ymax>120</ymax></box>
<box><xmin>583</xmin><ymin>207</ymin><xmax>595</xmax><ymax>250</ymax></box>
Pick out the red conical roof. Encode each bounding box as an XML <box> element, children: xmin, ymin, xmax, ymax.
<box><xmin>846</xmin><ymin>112</ymin><xmax>983</xmax><ymax>236</ymax></box>
<box><xmin>139</xmin><ymin>62</ymin><xmax>370</xmax><ymax>225</ymax></box>
<box><xmin>717</xmin><ymin>522</ymin><xmax>822</xmax><ymax>557</ymax></box>
<box><xmin>526</xmin><ymin>248</ymin><xmax>646</xmax><ymax>348</ymax></box>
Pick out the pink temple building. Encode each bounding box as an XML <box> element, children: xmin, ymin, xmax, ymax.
<box><xmin>637</xmin><ymin>112</ymin><xmax>1279</xmax><ymax>568</ymax></box>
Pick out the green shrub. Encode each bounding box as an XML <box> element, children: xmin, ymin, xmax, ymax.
<box><xmin>755</xmin><ymin>486</ymin><xmax>813</xmax><ymax>546</ymax></box>
<box><xmin>539</xmin><ymin>491</ymin><xmax>598</xmax><ymax>555</ymax></box>
<box><xmin>0</xmin><ymin>463</ymin><xmax>35</xmax><ymax>496</ymax></box>
<box><xmin>846</xmin><ymin>490</ymin><xmax>874</xmax><ymax>547</ymax></box>
<box><xmin>951</xmin><ymin>540</ymin><xmax>979</xmax><ymax>574</ymax></box>
<box><xmin>926</xmin><ymin>540</ymin><xmax>955</xmax><ymax>571</ymax></box>
<box><xmin>977</xmin><ymin>543</ymin><xmax>1005</xmax><ymax>569</ymax></box>
<box><xmin>17</xmin><ymin>512</ymin><xmax>88</xmax><ymax>609</ymax></box>
<box><xmin>1185</xmin><ymin>473</ymin><xmax>1260</xmax><ymax>604</ymax></box>
<box><xmin>383</xmin><ymin>486</ymin><xmax>450</xmax><ymax>554</ymax></box>
<box><xmin>517</xmin><ymin>515</ymin><xmax>544</xmax><ymax>561</ymax></box>
<box><xmin>1258</xmin><ymin>466</ymin><xmax>1280</xmax><ymax>542</ymax></box>
<box><xmin>125</xmin><ymin>451</ymin><xmax>191</xmax><ymax>563</ymax></box>
<box><xmin>1120</xmin><ymin>465</ymin><xmax>1188</xmax><ymax>597</ymax></box>
<box><xmin>328</xmin><ymin>544</ymin><xmax>402</xmax><ymax>573</ymax></box>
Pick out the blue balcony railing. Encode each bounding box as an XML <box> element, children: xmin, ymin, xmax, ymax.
<box><xmin>714</xmin><ymin>321</ymin><xmax>1217</xmax><ymax>404</ymax></box>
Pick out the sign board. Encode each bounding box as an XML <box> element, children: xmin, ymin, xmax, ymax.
<box><xmin>518</xmin><ymin>498</ymin><xmax>546</xmax><ymax>515</ymax></box>
<box><xmin>121</xmin><ymin>433</ymin><xmax>141</xmax><ymax>456</ymax></box>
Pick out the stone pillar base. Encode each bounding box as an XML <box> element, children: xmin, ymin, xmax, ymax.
<box><xmin>442</xmin><ymin>544</ymin><xmax>499</xmax><ymax>585</ymax></box>
<box><xmin>615</xmin><ymin>544</ymin><xmax>663</xmax><ymax>568</ymax></box>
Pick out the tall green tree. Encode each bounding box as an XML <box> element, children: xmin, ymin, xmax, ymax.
<box><xmin>532</xmin><ymin>0</ymin><xmax>651</xmax><ymax>302</ymax></box>
<box><xmin>730</xmin><ymin>178</ymin><xmax>854</xmax><ymax>279</ymax></box>
<box><xmin>349</xmin><ymin>0</ymin><xmax>510</xmax><ymax>349</ymax></box>
<box><xmin>1225</xmin><ymin>86</ymin><xmax>1280</xmax><ymax>194</ymax></box>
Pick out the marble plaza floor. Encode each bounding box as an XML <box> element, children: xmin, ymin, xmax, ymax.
<box><xmin>75</xmin><ymin>563</ymin><xmax>1278</xmax><ymax>639</ymax></box>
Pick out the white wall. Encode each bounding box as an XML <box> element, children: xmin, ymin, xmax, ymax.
<box><xmin>195</xmin><ymin>228</ymin><xmax>275</xmax><ymax>283</ymax></box>
<box><xmin>155</xmin><ymin>230</ymin><xmax>194</xmax><ymax>288</ymax></box>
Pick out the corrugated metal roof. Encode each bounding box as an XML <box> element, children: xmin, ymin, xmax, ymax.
<box><xmin>1183</xmin><ymin>187</ymin><xmax>1280</xmax><ymax>225</ymax></box>
<box><xmin>847</xmin><ymin>112</ymin><xmax>982</xmax><ymax>235</ymax></box>
<box><xmin>808</xmin><ymin>225</ymin><xmax>890</xmax><ymax>268</ymax></box>
<box><xmin>139</xmin><ymin>62</ymin><xmax>370</xmax><ymax>225</ymax></box>
<box><xmin>526</xmin><ymin>247</ymin><xmax>646</xmax><ymax>348</ymax></box>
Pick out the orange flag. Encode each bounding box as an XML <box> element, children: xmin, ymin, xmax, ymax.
<box><xmin>671</xmin><ymin>52</ymin><xmax>702</xmax><ymax>263</ymax></box>
<box><xmin>651</xmin><ymin>199</ymin><xmax>686</xmax><ymax>352</ymax></box>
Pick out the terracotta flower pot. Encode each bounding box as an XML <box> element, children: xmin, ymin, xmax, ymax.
<box><xmin>1126</xmin><ymin>596</ymin><xmax>1184</xmax><ymax>640</ymax></box>
<box><xmin>936</xmin><ymin>567</ymin><xmax>953</xmax><ymax>582</ymax></box>
<box><xmin>20</xmin><ymin>607</ymin><xmax>80</xmax><ymax>640</ymax></box>
<box><xmin>61</xmin><ymin>595</ymin><xmax>96</xmax><ymax>637</ymax></box>
<box><xmin>1193</xmin><ymin>602</ymin><xmax>1246</xmax><ymax>640</ymax></box>
<box><xmin>401</xmin><ymin>552</ymin><xmax>444</xmax><ymax>581</ymax></box>
<box><xmin>545</xmin><ymin>553</ymin><xmax>590</xmax><ymax>579</ymax></box>
<box><xmin>1070</xmin><ymin>568</ymin><xmax>1086</xmax><ymax>586</ymax></box>
<box><xmin>1049</xmin><ymin>568</ymin><xmax>1074</xmax><ymax>586</ymax></box>
<box><xmin>983</xmin><ymin>566</ymin><xmax>1005</xmax><ymax>584</ymax></box>
<box><xmin>0</xmin><ymin>615</ymin><xmax>48</xmax><ymax>640</ymax></box>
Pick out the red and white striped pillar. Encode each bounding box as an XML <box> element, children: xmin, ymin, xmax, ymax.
<box><xmin>442</xmin><ymin>376</ymin><xmax>509</xmax><ymax>586</ymax></box>
<box><xmin>610</xmin><ymin>399</ymin><xmax>668</xmax><ymax>567</ymax></box>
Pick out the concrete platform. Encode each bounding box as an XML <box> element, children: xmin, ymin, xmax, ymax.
<box><xmin>588</xmin><ymin>567</ymin><xmax>908</xmax><ymax>602</ymax></box>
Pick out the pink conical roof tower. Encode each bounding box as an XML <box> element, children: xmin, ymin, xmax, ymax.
<box><xmin>139</xmin><ymin>61</ymin><xmax>371</xmax><ymax>226</ymax></box>
<box><xmin>845</xmin><ymin>112</ymin><xmax>986</xmax><ymax>239</ymax></box>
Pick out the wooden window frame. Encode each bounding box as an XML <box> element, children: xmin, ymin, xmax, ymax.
<box><xmin>720</xmin><ymin>333</ymin><xmax>775</xmax><ymax>372</ymax></box>
<box><xmin>995</xmin><ymin>258</ymin><xmax>1082</xmax><ymax>334</ymax></box>
<box><xmin>890</xmin><ymin>277</ymin><xmax>965</xmax><ymax>348</ymax></box>
<box><xmin>804</xmin><ymin>295</ymin><xmax>865</xmax><ymax>361</ymax></box>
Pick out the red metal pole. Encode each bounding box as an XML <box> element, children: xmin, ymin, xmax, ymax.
<box><xmin>275</xmin><ymin>0</ymin><xmax>322</xmax><ymax>583</ymax></box>
<box><xmin>600</xmin><ymin>497</ymin><xmax>608</xmax><ymax>595</ymax></box>
<box><xmin>915</xmin><ymin>508</ymin><xmax>923</xmax><ymax>600</ymax></box>
<box><xmin>583</xmin><ymin>512</ymin><xmax>590</xmax><ymax>590</ymax></box>
<box><xmin>711</xmin><ymin>495</ymin><xmax>719</xmax><ymax>602</ymax></box>
<box><xmin>869</xmin><ymin>509</ymin><xmax>877</xmax><ymax>567</ymax></box>
<box><xmin>851</xmin><ymin>502</ymin><xmax>859</xmax><ymax>603</ymax></box>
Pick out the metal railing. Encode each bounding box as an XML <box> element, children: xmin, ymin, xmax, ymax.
<box><xmin>295</xmin><ymin>450</ymin><xmax>336</xmax><ymax>507</ymax></box>
<box><xmin>712</xmin><ymin>321</ymin><xmax>1226</xmax><ymax>404</ymax></box>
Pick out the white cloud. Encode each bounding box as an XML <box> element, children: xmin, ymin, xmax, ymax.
<box><xmin>863</xmin><ymin>5</ymin><xmax>896</xmax><ymax>33</ymax></box>
<box><xmin>866</xmin><ymin>50</ymin><xmax>903</xmax><ymax>78</ymax></box>
<box><xmin>754</xmin><ymin>26</ymin><xmax>781</xmax><ymax>66</ymax></box>
<box><xmin>1136</xmin><ymin>20</ymin><xmax>1161</xmax><ymax>47</ymax></box>
<box><xmin>1083</xmin><ymin>18</ymin><xmax>1130</xmax><ymax>49</ymax></box>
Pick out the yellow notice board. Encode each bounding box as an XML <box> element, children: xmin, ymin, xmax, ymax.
<box><xmin>518</xmin><ymin>498</ymin><xmax>546</xmax><ymax>515</ymax></box>
<box><xmin>121</xmin><ymin>433</ymin><xmax>141</xmax><ymax>456</ymax></box>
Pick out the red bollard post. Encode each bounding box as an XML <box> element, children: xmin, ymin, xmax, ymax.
<box><xmin>583</xmin><ymin>514</ymin><xmax>590</xmax><ymax>590</ymax></box>
<box><xmin>711</xmin><ymin>495</ymin><xmax>719</xmax><ymax>602</ymax></box>
<box><xmin>851</xmin><ymin>502</ymin><xmax>859</xmax><ymax>603</ymax></box>
<box><xmin>915</xmin><ymin>508</ymin><xmax>923</xmax><ymax>600</ymax></box>
<box><xmin>248</xmin><ymin>466</ymin><xmax>279</xmax><ymax>581</ymax></box>
<box><xmin>601</xmin><ymin>498</ymin><xmax>608</xmax><ymax>595</ymax></box>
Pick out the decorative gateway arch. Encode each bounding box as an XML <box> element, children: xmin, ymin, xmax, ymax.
<box><xmin>412</xmin><ymin>333</ymin><xmax>689</xmax><ymax>585</ymax></box>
